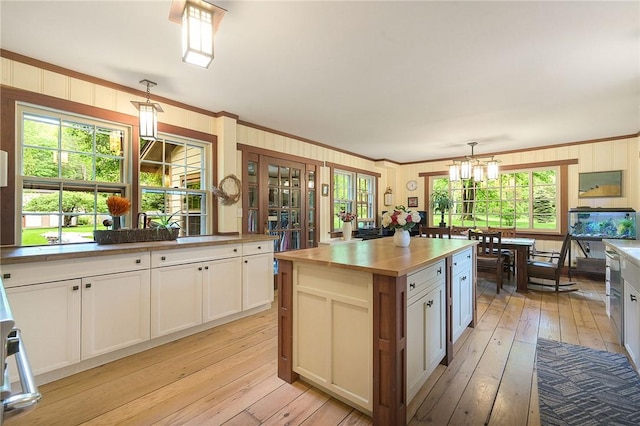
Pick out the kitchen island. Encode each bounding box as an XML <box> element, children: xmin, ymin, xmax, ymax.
<box><xmin>275</xmin><ymin>236</ymin><xmax>477</xmax><ymax>425</ymax></box>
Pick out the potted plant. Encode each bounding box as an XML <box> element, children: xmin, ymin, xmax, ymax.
<box><xmin>429</xmin><ymin>190</ymin><xmax>453</xmax><ymax>228</ymax></box>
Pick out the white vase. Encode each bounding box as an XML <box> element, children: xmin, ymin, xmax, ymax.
<box><xmin>342</xmin><ymin>221</ymin><xmax>353</xmax><ymax>241</ymax></box>
<box><xmin>393</xmin><ymin>229</ymin><xmax>411</xmax><ymax>247</ymax></box>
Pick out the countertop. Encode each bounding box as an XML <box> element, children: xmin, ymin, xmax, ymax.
<box><xmin>275</xmin><ymin>236</ymin><xmax>476</xmax><ymax>277</ymax></box>
<box><xmin>0</xmin><ymin>234</ymin><xmax>277</xmax><ymax>265</ymax></box>
<box><xmin>603</xmin><ymin>239</ymin><xmax>640</xmax><ymax>267</ymax></box>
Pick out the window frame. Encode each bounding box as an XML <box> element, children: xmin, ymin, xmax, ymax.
<box><xmin>329</xmin><ymin>164</ymin><xmax>380</xmax><ymax>232</ymax></box>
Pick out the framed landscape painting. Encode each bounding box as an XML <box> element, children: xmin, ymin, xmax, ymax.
<box><xmin>578</xmin><ymin>170</ymin><xmax>622</xmax><ymax>198</ymax></box>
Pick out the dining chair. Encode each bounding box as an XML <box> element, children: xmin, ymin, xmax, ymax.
<box><xmin>419</xmin><ymin>226</ymin><xmax>451</xmax><ymax>239</ymax></box>
<box><xmin>527</xmin><ymin>232</ymin><xmax>577</xmax><ymax>292</ymax></box>
<box><xmin>468</xmin><ymin>231</ymin><xmax>504</xmax><ymax>293</ymax></box>
<box><xmin>450</xmin><ymin>226</ymin><xmax>468</xmax><ymax>236</ymax></box>
<box><xmin>488</xmin><ymin>226</ymin><xmax>516</xmax><ymax>279</ymax></box>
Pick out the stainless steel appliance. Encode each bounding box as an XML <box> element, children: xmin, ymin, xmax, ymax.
<box><xmin>0</xmin><ymin>278</ymin><xmax>40</xmax><ymax>424</ymax></box>
<box><xmin>606</xmin><ymin>249</ymin><xmax>623</xmax><ymax>344</ymax></box>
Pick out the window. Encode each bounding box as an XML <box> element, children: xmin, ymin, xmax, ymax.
<box><xmin>333</xmin><ymin>169</ymin><xmax>376</xmax><ymax>230</ymax></box>
<box><xmin>431</xmin><ymin>167</ymin><xmax>558</xmax><ymax>231</ymax></box>
<box><xmin>139</xmin><ymin>134</ymin><xmax>209</xmax><ymax>236</ymax></box>
<box><xmin>19</xmin><ymin>105</ymin><xmax>128</xmax><ymax>245</ymax></box>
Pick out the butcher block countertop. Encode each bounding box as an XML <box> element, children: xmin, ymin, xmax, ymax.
<box><xmin>275</xmin><ymin>236</ymin><xmax>477</xmax><ymax>277</ymax></box>
<box><xmin>0</xmin><ymin>234</ymin><xmax>276</xmax><ymax>265</ymax></box>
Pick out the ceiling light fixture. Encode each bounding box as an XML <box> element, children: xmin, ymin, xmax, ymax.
<box><xmin>448</xmin><ymin>142</ymin><xmax>500</xmax><ymax>182</ymax></box>
<box><xmin>169</xmin><ymin>0</ymin><xmax>226</xmax><ymax>68</ymax></box>
<box><xmin>130</xmin><ymin>79</ymin><xmax>163</xmax><ymax>141</ymax></box>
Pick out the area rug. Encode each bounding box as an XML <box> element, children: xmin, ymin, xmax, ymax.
<box><xmin>536</xmin><ymin>338</ymin><xmax>640</xmax><ymax>425</ymax></box>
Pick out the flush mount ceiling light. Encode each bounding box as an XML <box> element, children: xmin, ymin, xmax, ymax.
<box><xmin>130</xmin><ymin>79</ymin><xmax>164</xmax><ymax>141</ymax></box>
<box><xmin>448</xmin><ymin>142</ymin><xmax>500</xmax><ymax>182</ymax></box>
<box><xmin>169</xmin><ymin>0</ymin><xmax>226</xmax><ymax>68</ymax></box>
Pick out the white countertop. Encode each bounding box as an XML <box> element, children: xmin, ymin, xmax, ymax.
<box><xmin>603</xmin><ymin>239</ymin><xmax>640</xmax><ymax>266</ymax></box>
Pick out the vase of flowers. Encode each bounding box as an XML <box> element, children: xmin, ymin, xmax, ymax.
<box><xmin>337</xmin><ymin>210</ymin><xmax>356</xmax><ymax>241</ymax></box>
<box><xmin>106</xmin><ymin>195</ymin><xmax>131</xmax><ymax>230</ymax></box>
<box><xmin>381</xmin><ymin>206</ymin><xmax>422</xmax><ymax>247</ymax></box>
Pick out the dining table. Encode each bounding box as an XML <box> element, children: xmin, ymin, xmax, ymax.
<box><xmin>440</xmin><ymin>233</ymin><xmax>536</xmax><ymax>293</ymax></box>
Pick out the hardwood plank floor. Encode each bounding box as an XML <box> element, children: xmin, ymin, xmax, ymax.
<box><xmin>9</xmin><ymin>273</ymin><xmax>619</xmax><ymax>426</ymax></box>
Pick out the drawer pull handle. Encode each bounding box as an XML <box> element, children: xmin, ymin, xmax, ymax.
<box><xmin>409</xmin><ymin>283</ymin><xmax>416</xmax><ymax>290</ymax></box>
<box><xmin>234</xmin><ymin>248</ymin><xmax>238</xmax><ymax>252</ymax></box>
<box><xmin>2</xmin><ymin>273</ymin><xmax>10</xmax><ymax>279</ymax></box>
<box><xmin>437</xmin><ymin>267</ymin><xmax>442</xmax><ymax>274</ymax></box>
<box><xmin>135</xmin><ymin>259</ymin><xmax>141</xmax><ymax>264</ymax></box>
<box><xmin>72</xmin><ymin>285</ymin><xmax>79</xmax><ymax>291</ymax></box>
<box><xmin>85</xmin><ymin>283</ymin><xmax>92</xmax><ymax>289</ymax></box>
<box><xmin>161</xmin><ymin>256</ymin><xmax>166</xmax><ymax>261</ymax></box>
<box><xmin>205</xmin><ymin>266</ymin><xmax>209</xmax><ymax>270</ymax></box>
<box><xmin>426</xmin><ymin>300</ymin><xmax>434</xmax><ymax>307</ymax></box>
<box><xmin>198</xmin><ymin>267</ymin><xmax>203</xmax><ymax>271</ymax></box>
<box><xmin>258</xmin><ymin>246</ymin><xmax>262</xmax><ymax>250</ymax></box>
<box><xmin>462</xmin><ymin>276</ymin><xmax>467</xmax><ymax>281</ymax></box>
<box><xmin>631</xmin><ymin>294</ymin><xmax>638</xmax><ymax>302</ymax></box>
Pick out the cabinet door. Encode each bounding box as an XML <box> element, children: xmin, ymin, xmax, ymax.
<box><xmin>407</xmin><ymin>293</ymin><xmax>428</xmax><ymax>402</ymax></box>
<box><xmin>242</xmin><ymin>253</ymin><xmax>274</xmax><ymax>310</ymax></box>
<box><xmin>6</xmin><ymin>279</ymin><xmax>81</xmax><ymax>377</ymax></box>
<box><xmin>452</xmin><ymin>249</ymin><xmax>473</xmax><ymax>344</ymax></box>
<box><xmin>624</xmin><ymin>281</ymin><xmax>640</xmax><ymax>367</ymax></box>
<box><xmin>203</xmin><ymin>257</ymin><xmax>242</xmax><ymax>322</ymax></box>
<box><xmin>151</xmin><ymin>264</ymin><xmax>202</xmax><ymax>338</ymax></box>
<box><xmin>424</xmin><ymin>283</ymin><xmax>446</xmax><ymax>374</ymax></box>
<box><xmin>81</xmin><ymin>270</ymin><xmax>150</xmax><ymax>359</ymax></box>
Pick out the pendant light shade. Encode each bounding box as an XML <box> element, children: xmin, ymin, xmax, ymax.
<box><xmin>130</xmin><ymin>79</ymin><xmax>163</xmax><ymax>141</ymax></box>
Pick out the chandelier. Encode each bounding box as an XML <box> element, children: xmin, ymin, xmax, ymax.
<box><xmin>448</xmin><ymin>142</ymin><xmax>500</xmax><ymax>182</ymax></box>
<box><xmin>130</xmin><ymin>79</ymin><xmax>163</xmax><ymax>141</ymax></box>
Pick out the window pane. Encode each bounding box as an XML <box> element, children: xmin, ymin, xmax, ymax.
<box><xmin>23</xmin><ymin>148</ymin><xmax>57</xmax><ymax>177</ymax></box>
<box><xmin>23</xmin><ymin>114</ymin><xmax>59</xmax><ymax>149</ymax></box>
<box><xmin>96</xmin><ymin>157</ymin><xmax>123</xmax><ymax>182</ymax></box>
<box><xmin>61</xmin><ymin>121</ymin><xmax>93</xmax><ymax>152</ymax></box>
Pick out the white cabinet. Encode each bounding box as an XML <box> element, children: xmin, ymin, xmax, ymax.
<box><xmin>407</xmin><ymin>280</ymin><xmax>445</xmax><ymax>402</ymax></box>
<box><xmin>243</xmin><ymin>252</ymin><xmax>274</xmax><ymax>310</ymax></box>
<box><xmin>452</xmin><ymin>248</ymin><xmax>473</xmax><ymax>344</ymax></box>
<box><xmin>5</xmin><ymin>265</ymin><xmax>150</xmax><ymax>377</ymax></box>
<box><xmin>151</xmin><ymin>263</ymin><xmax>203</xmax><ymax>338</ymax></box>
<box><xmin>6</xmin><ymin>279</ymin><xmax>81</xmax><ymax>376</ymax></box>
<box><xmin>81</xmin><ymin>270</ymin><xmax>150</xmax><ymax>359</ymax></box>
<box><xmin>406</xmin><ymin>260</ymin><xmax>446</xmax><ymax>403</ymax></box>
<box><xmin>203</xmin><ymin>257</ymin><xmax>242</xmax><ymax>322</ymax></box>
<box><xmin>624</xmin><ymin>280</ymin><xmax>640</xmax><ymax>367</ymax></box>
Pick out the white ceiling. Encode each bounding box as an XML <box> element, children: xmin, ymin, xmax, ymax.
<box><xmin>1</xmin><ymin>0</ymin><xmax>638</xmax><ymax>163</ymax></box>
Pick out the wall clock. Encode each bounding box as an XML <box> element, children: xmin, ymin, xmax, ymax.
<box><xmin>406</xmin><ymin>180</ymin><xmax>418</xmax><ymax>191</ymax></box>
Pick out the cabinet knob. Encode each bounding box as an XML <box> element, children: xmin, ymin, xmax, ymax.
<box><xmin>437</xmin><ymin>267</ymin><xmax>442</xmax><ymax>274</ymax></box>
<box><xmin>85</xmin><ymin>283</ymin><xmax>92</xmax><ymax>289</ymax></box>
<box><xmin>72</xmin><ymin>285</ymin><xmax>79</xmax><ymax>291</ymax></box>
<box><xmin>257</xmin><ymin>246</ymin><xmax>262</xmax><ymax>250</ymax></box>
<box><xmin>631</xmin><ymin>294</ymin><xmax>638</xmax><ymax>302</ymax></box>
<box><xmin>461</xmin><ymin>276</ymin><xmax>467</xmax><ymax>281</ymax></box>
<box><xmin>135</xmin><ymin>259</ymin><xmax>141</xmax><ymax>264</ymax></box>
<box><xmin>233</xmin><ymin>248</ymin><xmax>238</xmax><ymax>252</ymax></box>
<box><xmin>426</xmin><ymin>300</ymin><xmax>434</xmax><ymax>307</ymax></box>
<box><xmin>2</xmin><ymin>273</ymin><xmax>10</xmax><ymax>279</ymax></box>
<box><xmin>409</xmin><ymin>283</ymin><xmax>416</xmax><ymax>290</ymax></box>
<box><xmin>161</xmin><ymin>256</ymin><xmax>166</xmax><ymax>261</ymax></box>
<box><xmin>205</xmin><ymin>266</ymin><xmax>209</xmax><ymax>270</ymax></box>
<box><xmin>244</xmin><ymin>260</ymin><xmax>248</xmax><ymax>264</ymax></box>
<box><xmin>467</xmin><ymin>254</ymin><xmax>471</xmax><ymax>259</ymax></box>
<box><xmin>198</xmin><ymin>267</ymin><xmax>203</xmax><ymax>271</ymax></box>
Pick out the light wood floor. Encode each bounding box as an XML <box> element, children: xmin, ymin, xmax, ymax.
<box><xmin>9</xmin><ymin>274</ymin><xmax>621</xmax><ymax>426</ymax></box>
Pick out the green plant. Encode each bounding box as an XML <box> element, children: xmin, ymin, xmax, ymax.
<box><xmin>429</xmin><ymin>190</ymin><xmax>453</xmax><ymax>227</ymax></box>
<box><xmin>151</xmin><ymin>210</ymin><xmax>182</xmax><ymax>229</ymax></box>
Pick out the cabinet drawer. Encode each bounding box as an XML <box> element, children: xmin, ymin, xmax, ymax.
<box><xmin>453</xmin><ymin>248</ymin><xmax>473</xmax><ymax>271</ymax></box>
<box><xmin>407</xmin><ymin>259</ymin><xmax>445</xmax><ymax>302</ymax></box>
<box><xmin>1</xmin><ymin>252</ymin><xmax>150</xmax><ymax>288</ymax></box>
<box><xmin>151</xmin><ymin>244</ymin><xmax>241</xmax><ymax>267</ymax></box>
<box><xmin>243</xmin><ymin>241</ymin><xmax>274</xmax><ymax>256</ymax></box>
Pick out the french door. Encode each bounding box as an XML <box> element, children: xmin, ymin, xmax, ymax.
<box><xmin>244</xmin><ymin>153</ymin><xmax>317</xmax><ymax>253</ymax></box>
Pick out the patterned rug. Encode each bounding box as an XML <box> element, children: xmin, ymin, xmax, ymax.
<box><xmin>536</xmin><ymin>338</ymin><xmax>640</xmax><ymax>425</ymax></box>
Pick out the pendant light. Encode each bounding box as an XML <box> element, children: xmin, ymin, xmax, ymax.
<box><xmin>130</xmin><ymin>79</ymin><xmax>163</xmax><ymax>141</ymax></box>
<box><xmin>448</xmin><ymin>142</ymin><xmax>500</xmax><ymax>182</ymax></box>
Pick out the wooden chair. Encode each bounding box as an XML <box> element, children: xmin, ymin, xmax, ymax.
<box><xmin>527</xmin><ymin>233</ymin><xmax>577</xmax><ymax>292</ymax></box>
<box><xmin>488</xmin><ymin>226</ymin><xmax>516</xmax><ymax>279</ymax></box>
<box><xmin>418</xmin><ymin>226</ymin><xmax>451</xmax><ymax>239</ymax></box>
<box><xmin>450</xmin><ymin>226</ymin><xmax>468</xmax><ymax>236</ymax></box>
<box><xmin>468</xmin><ymin>231</ymin><xmax>504</xmax><ymax>293</ymax></box>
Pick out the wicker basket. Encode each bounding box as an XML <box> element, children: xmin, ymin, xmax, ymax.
<box><xmin>94</xmin><ymin>228</ymin><xmax>179</xmax><ymax>245</ymax></box>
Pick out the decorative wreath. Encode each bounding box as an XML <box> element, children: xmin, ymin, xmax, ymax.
<box><xmin>212</xmin><ymin>174</ymin><xmax>242</xmax><ymax>205</ymax></box>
